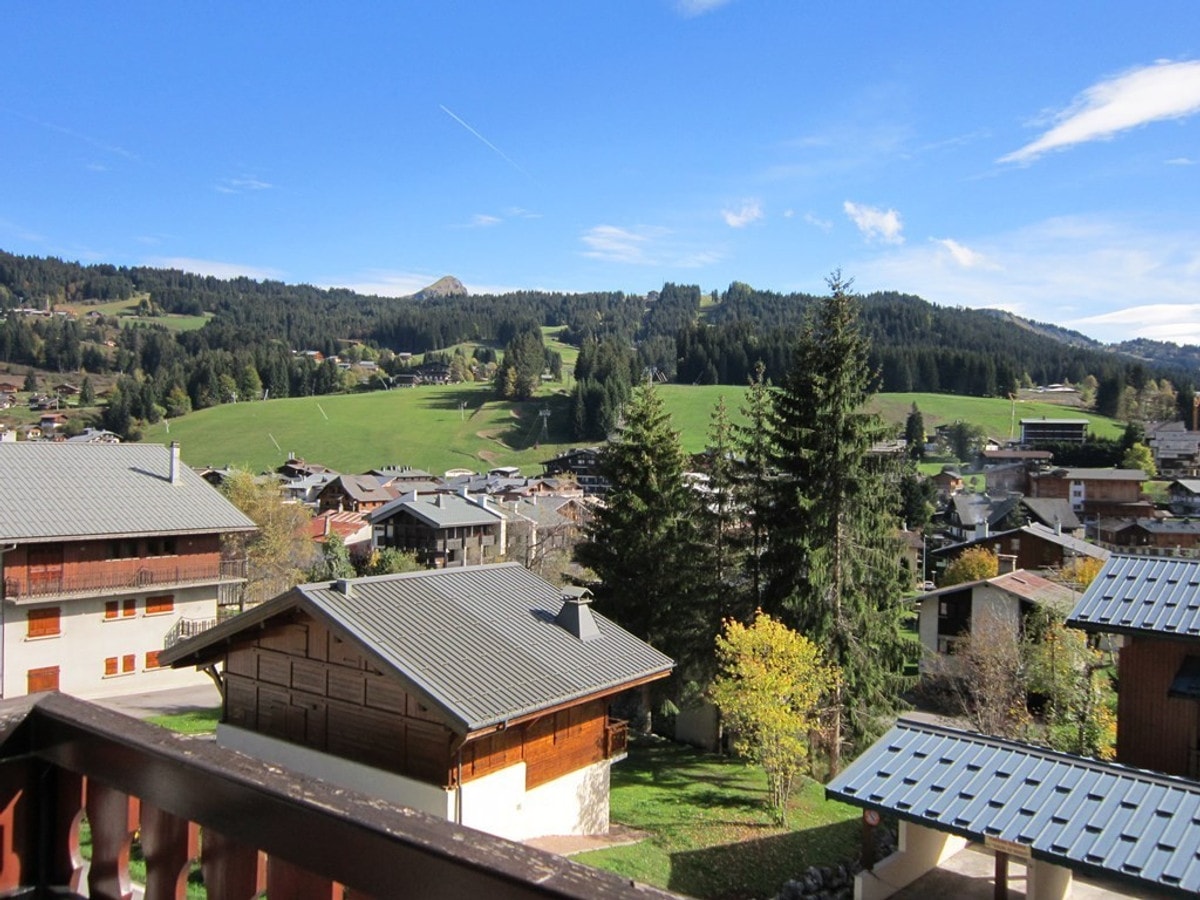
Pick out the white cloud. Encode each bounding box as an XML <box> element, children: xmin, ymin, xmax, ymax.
<box><xmin>934</xmin><ymin>238</ymin><xmax>998</xmax><ymax>270</ymax></box>
<box><xmin>848</xmin><ymin>215</ymin><xmax>1200</xmax><ymax>344</ymax></box>
<box><xmin>844</xmin><ymin>201</ymin><xmax>904</xmax><ymax>244</ymax></box>
<box><xmin>143</xmin><ymin>257</ymin><xmax>283</xmax><ymax>281</ymax></box>
<box><xmin>216</xmin><ymin>176</ymin><xmax>273</xmax><ymax>194</ymax></box>
<box><xmin>581</xmin><ymin>225</ymin><xmax>661</xmax><ymax>264</ymax></box>
<box><xmin>468</xmin><ymin>214</ymin><xmax>502</xmax><ymax>227</ymax></box>
<box><xmin>580</xmin><ymin>224</ymin><xmax>722</xmax><ymax>268</ymax></box>
<box><xmin>1001</xmin><ymin>60</ymin><xmax>1200</xmax><ymax>164</ymax></box>
<box><xmin>721</xmin><ymin>200</ymin><xmax>763</xmax><ymax>228</ymax></box>
<box><xmin>506</xmin><ymin>207</ymin><xmax>542</xmax><ymax>219</ymax></box>
<box><xmin>1167</xmin><ymin>157</ymin><xmax>1197</xmax><ymax>165</ymax></box>
<box><xmin>675</xmin><ymin>0</ymin><xmax>732</xmax><ymax>16</ymax></box>
<box><xmin>803</xmin><ymin>212</ymin><xmax>832</xmax><ymax>232</ymax></box>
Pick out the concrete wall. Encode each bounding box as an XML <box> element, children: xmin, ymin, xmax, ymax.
<box><xmin>3</xmin><ymin>585</ymin><xmax>216</xmax><ymax>699</ymax></box>
<box><xmin>855</xmin><ymin>822</ymin><xmax>968</xmax><ymax>900</ymax></box>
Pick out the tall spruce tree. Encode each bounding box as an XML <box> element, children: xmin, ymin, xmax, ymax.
<box><xmin>575</xmin><ymin>382</ymin><xmax>710</xmax><ymax>684</ymax></box>
<box><xmin>732</xmin><ymin>361</ymin><xmax>775</xmax><ymax>611</ymax></box>
<box><xmin>760</xmin><ymin>273</ymin><xmax>912</xmax><ymax>773</ymax></box>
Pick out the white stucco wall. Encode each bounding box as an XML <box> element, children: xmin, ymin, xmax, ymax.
<box><xmin>219</xmin><ymin>723</ymin><xmax>611</xmax><ymax>842</ymax></box>
<box><xmin>3</xmin><ymin>585</ymin><xmax>216</xmax><ymax>700</ymax></box>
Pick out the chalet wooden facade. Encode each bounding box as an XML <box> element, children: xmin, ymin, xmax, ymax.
<box><xmin>1027</xmin><ymin>467</ymin><xmax>1151</xmax><ymax>518</ymax></box>
<box><xmin>1068</xmin><ymin>555</ymin><xmax>1200</xmax><ymax>779</ymax></box>
<box><xmin>163</xmin><ymin>564</ymin><xmax>673</xmax><ymax>841</ymax></box>
<box><xmin>368</xmin><ymin>490</ymin><xmax>507</xmax><ymax>568</ymax></box>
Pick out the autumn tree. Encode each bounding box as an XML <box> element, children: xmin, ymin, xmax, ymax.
<box><xmin>362</xmin><ymin>546</ymin><xmax>423</xmax><ymax>576</ymax></box>
<box><xmin>221</xmin><ymin>471</ymin><xmax>318</xmax><ymax>607</ymax></box>
<box><xmin>711</xmin><ymin>612</ymin><xmax>839</xmax><ymax>823</ymax></box>
<box><xmin>1121</xmin><ymin>442</ymin><xmax>1157</xmax><ymax>479</ymax></box>
<box><xmin>951</xmin><ymin>609</ymin><xmax>1030</xmax><ymax>740</ymax></box>
<box><xmin>941</xmin><ymin>547</ymin><xmax>1000</xmax><ymax>587</ymax></box>
<box><xmin>759</xmin><ymin>273</ymin><xmax>912</xmax><ymax>771</ymax></box>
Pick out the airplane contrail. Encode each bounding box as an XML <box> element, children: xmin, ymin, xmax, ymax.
<box><xmin>439</xmin><ymin>104</ymin><xmax>532</xmax><ymax>179</ymax></box>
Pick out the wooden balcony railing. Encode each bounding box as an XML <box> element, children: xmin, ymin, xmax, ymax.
<box><xmin>4</xmin><ymin>558</ymin><xmax>248</xmax><ymax>601</ymax></box>
<box><xmin>0</xmin><ymin>692</ymin><xmax>680</xmax><ymax>899</ymax></box>
<box><xmin>605</xmin><ymin>718</ymin><xmax>629</xmax><ymax>760</ymax></box>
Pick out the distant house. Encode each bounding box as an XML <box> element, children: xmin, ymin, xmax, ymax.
<box><xmin>945</xmin><ymin>493</ymin><xmax>1022</xmax><ymax>542</ymax></box>
<box><xmin>1028</xmin><ymin>467</ymin><xmax>1152</xmax><ymax>518</ymax></box>
<box><xmin>1168</xmin><ymin>479</ymin><xmax>1200</xmax><ymax>516</ymax></box>
<box><xmin>369</xmin><ymin>491</ymin><xmax>506</xmax><ymax>568</ymax></box>
<box><xmin>310</xmin><ymin>510</ymin><xmax>373</xmax><ymax>560</ymax></box>
<box><xmin>928</xmin><ymin>467</ymin><xmax>964</xmax><ymax>499</ymax></box>
<box><xmin>914</xmin><ymin>569</ymin><xmax>1076</xmax><ymax>673</ymax></box>
<box><xmin>931</xmin><ymin>522</ymin><xmax>1109</xmax><ymax>581</ymax></box>
<box><xmin>1067</xmin><ymin>555</ymin><xmax>1200</xmax><ymax>778</ymax></box>
<box><xmin>161</xmin><ymin>564</ymin><xmax>673</xmax><ymax>841</ymax></box>
<box><xmin>1020</xmin><ymin>418</ymin><xmax>1088</xmax><ymax>447</ymax></box>
<box><xmin>64</xmin><ymin>428</ymin><xmax>121</xmax><ymax>444</ymax></box>
<box><xmin>542</xmin><ymin>448</ymin><xmax>608</xmax><ymax>496</ymax></box>
<box><xmin>316</xmin><ymin>474</ymin><xmax>400</xmax><ymax>514</ymax></box>
<box><xmin>0</xmin><ymin>442</ymin><xmax>255</xmax><ymax>699</ymax></box>
<box><xmin>1095</xmin><ymin>518</ymin><xmax>1200</xmax><ymax>557</ymax></box>
<box><xmin>1149</xmin><ymin>421</ymin><xmax>1200</xmax><ymax>478</ymax></box>
<box><xmin>38</xmin><ymin>413</ymin><xmax>67</xmax><ymax>433</ymax></box>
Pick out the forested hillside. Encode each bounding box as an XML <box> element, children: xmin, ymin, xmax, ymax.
<box><xmin>1</xmin><ymin>250</ymin><xmax>1194</xmax><ymax>443</ymax></box>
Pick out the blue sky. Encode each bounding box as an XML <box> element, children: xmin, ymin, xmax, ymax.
<box><xmin>4</xmin><ymin>2</ymin><xmax>1200</xmax><ymax>345</ymax></box>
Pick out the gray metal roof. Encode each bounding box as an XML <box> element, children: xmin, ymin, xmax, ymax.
<box><xmin>827</xmin><ymin>719</ymin><xmax>1200</xmax><ymax>895</ymax></box>
<box><xmin>368</xmin><ymin>491</ymin><xmax>505</xmax><ymax>529</ymax></box>
<box><xmin>1019</xmin><ymin>498</ymin><xmax>1082</xmax><ymax>531</ymax></box>
<box><xmin>162</xmin><ymin>562</ymin><xmax>673</xmax><ymax>733</ymax></box>
<box><xmin>1052</xmin><ymin>467</ymin><xmax>1149</xmax><ymax>482</ymax></box>
<box><xmin>0</xmin><ymin>442</ymin><xmax>256</xmax><ymax>542</ymax></box>
<box><xmin>1067</xmin><ymin>555</ymin><xmax>1200</xmax><ymax>640</ymax></box>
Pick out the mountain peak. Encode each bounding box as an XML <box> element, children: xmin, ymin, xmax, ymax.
<box><xmin>412</xmin><ymin>276</ymin><xmax>467</xmax><ymax>301</ymax></box>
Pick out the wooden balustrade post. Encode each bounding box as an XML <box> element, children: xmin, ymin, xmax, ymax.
<box><xmin>44</xmin><ymin>766</ymin><xmax>85</xmax><ymax>893</ymax></box>
<box><xmin>200</xmin><ymin>828</ymin><xmax>265</xmax><ymax>900</ymax></box>
<box><xmin>267</xmin><ymin>855</ymin><xmax>343</xmax><ymax>900</ymax></box>
<box><xmin>140</xmin><ymin>802</ymin><xmax>199</xmax><ymax>900</ymax></box>
<box><xmin>85</xmin><ymin>780</ymin><xmax>139</xmax><ymax>900</ymax></box>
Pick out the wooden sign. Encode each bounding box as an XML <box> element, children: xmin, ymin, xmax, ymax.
<box><xmin>985</xmin><ymin>835</ymin><xmax>1032</xmax><ymax>859</ymax></box>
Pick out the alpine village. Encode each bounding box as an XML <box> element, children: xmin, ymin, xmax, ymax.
<box><xmin>2</xmin><ymin>253</ymin><xmax>1200</xmax><ymax>900</ymax></box>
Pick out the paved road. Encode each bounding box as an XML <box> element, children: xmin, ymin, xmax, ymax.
<box><xmin>92</xmin><ymin>682</ymin><xmax>221</xmax><ymax>719</ymax></box>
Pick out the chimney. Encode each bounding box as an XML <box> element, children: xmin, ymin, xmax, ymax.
<box><xmin>169</xmin><ymin>441</ymin><xmax>182</xmax><ymax>485</ymax></box>
<box><xmin>436</xmin><ymin>493</ymin><xmax>445</xmax><ymax>509</ymax></box>
<box><xmin>975</xmin><ymin>516</ymin><xmax>988</xmax><ymax>540</ymax></box>
<box><xmin>556</xmin><ymin>586</ymin><xmax>601</xmax><ymax>642</ymax></box>
<box><xmin>334</xmin><ymin>578</ymin><xmax>353</xmax><ymax>597</ymax></box>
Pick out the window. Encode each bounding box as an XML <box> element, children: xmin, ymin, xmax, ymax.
<box><xmin>145</xmin><ymin>595</ymin><xmax>174</xmax><ymax>615</ymax></box>
<box><xmin>27</xmin><ymin>607</ymin><xmax>61</xmax><ymax>638</ymax></box>
<box><xmin>123</xmin><ymin>598</ymin><xmax>137</xmax><ymax>617</ymax></box>
<box><xmin>146</xmin><ymin>538</ymin><xmax>177</xmax><ymax>557</ymax></box>
<box><xmin>27</xmin><ymin>666</ymin><xmax>59</xmax><ymax>693</ymax></box>
<box><xmin>105</xmin><ymin>600</ymin><xmax>119</xmax><ymax>620</ymax></box>
<box><xmin>110</xmin><ymin>540</ymin><xmax>138</xmax><ymax>559</ymax></box>
<box><xmin>145</xmin><ymin>650</ymin><xmax>162</xmax><ymax>669</ymax></box>
<box><xmin>105</xmin><ymin>657</ymin><xmax>118</xmax><ymax>676</ymax></box>
<box><xmin>122</xmin><ymin>654</ymin><xmax>135</xmax><ymax>673</ymax></box>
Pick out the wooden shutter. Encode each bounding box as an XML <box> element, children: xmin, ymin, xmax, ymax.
<box><xmin>27</xmin><ymin>607</ymin><xmax>61</xmax><ymax>638</ymax></box>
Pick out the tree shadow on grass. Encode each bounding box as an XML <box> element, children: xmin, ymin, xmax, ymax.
<box><xmin>668</xmin><ymin>819</ymin><xmax>860</xmax><ymax>900</ymax></box>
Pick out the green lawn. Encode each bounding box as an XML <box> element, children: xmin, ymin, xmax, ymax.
<box><xmin>868</xmin><ymin>392</ymin><xmax>1122</xmax><ymax>442</ymax></box>
<box><xmin>576</xmin><ymin>736</ymin><xmax>860</xmax><ymax>899</ymax></box>
<box><xmin>147</xmin><ymin>707</ymin><xmax>220</xmax><ymax>734</ymax></box>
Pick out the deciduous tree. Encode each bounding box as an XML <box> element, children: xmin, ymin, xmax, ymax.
<box><xmin>711</xmin><ymin>612</ymin><xmax>839</xmax><ymax>823</ymax></box>
<box><xmin>941</xmin><ymin>547</ymin><xmax>1000</xmax><ymax>587</ymax></box>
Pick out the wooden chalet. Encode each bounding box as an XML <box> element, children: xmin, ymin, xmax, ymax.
<box><xmin>368</xmin><ymin>490</ymin><xmax>507</xmax><ymax>568</ymax></box>
<box><xmin>1068</xmin><ymin>555</ymin><xmax>1200</xmax><ymax>778</ymax></box>
<box><xmin>1027</xmin><ymin>466</ymin><xmax>1153</xmax><ymax>519</ymax></box>
<box><xmin>162</xmin><ymin>563</ymin><xmax>673</xmax><ymax>841</ymax></box>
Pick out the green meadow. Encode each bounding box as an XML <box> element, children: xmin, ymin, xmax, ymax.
<box><xmin>141</xmin><ymin>383</ymin><xmax>1121</xmax><ymax>476</ymax></box>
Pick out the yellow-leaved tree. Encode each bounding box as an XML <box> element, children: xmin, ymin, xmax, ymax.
<box><xmin>940</xmin><ymin>547</ymin><xmax>999</xmax><ymax>587</ymax></box>
<box><xmin>711</xmin><ymin>612</ymin><xmax>839</xmax><ymax>824</ymax></box>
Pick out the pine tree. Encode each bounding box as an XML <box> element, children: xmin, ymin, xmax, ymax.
<box><xmin>760</xmin><ymin>272</ymin><xmax>912</xmax><ymax>773</ymax></box>
<box><xmin>904</xmin><ymin>403</ymin><xmax>925</xmax><ymax>460</ymax></box>
<box><xmin>575</xmin><ymin>382</ymin><xmax>710</xmax><ymax>682</ymax></box>
<box><xmin>732</xmin><ymin>361</ymin><xmax>774</xmax><ymax>611</ymax></box>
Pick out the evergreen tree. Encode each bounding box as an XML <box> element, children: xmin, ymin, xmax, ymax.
<box><xmin>575</xmin><ymin>382</ymin><xmax>710</xmax><ymax>685</ymax></box>
<box><xmin>22</xmin><ymin>370</ymin><xmax>36</xmax><ymax>393</ymax></box>
<box><xmin>759</xmin><ymin>273</ymin><xmax>912</xmax><ymax>773</ymax></box>
<box><xmin>904</xmin><ymin>403</ymin><xmax>925</xmax><ymax>460</ymax></box>
<box><xmin>732</xmin><ymin>361</ymin><xmax>774</xmax><ymax>610</ymax></box>
<box><xmin>79</xmin><ymin>376</ymin><xmax>95</xmax><ymax>407</ymax></box>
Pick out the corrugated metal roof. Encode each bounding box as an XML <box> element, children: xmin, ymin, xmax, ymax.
<box><xmin>1067</xmin><ymin>555</ymin><xmax>1200</xmax><ymax>640</ymax></box>
<box><xmin>162</xmin><ymin>562</ymin><xmax>673</xmax><ymax>733</ymax></box>
<box><xmin>368</xmin><ymin>491</ymin><xmax>505</xmax><ymax>528</ymax></box>
<box><xmin>0</xmin><ymin>442</ymin><xmax>256</xmax><ymax>542</ymax></box>
<box><xmin>988</xmin><ymin>570</ymin><xmax>1077</xmax><ymax>607</ymax></box>
<box><xmin>827</xmin><ymin>719</ymin><xmax>1200</xmax><ymax>895</ymax></box>
<box><xmin>1056</xmin><ymin>468</ymin><xmax>1149</xmax><ymax>482</ymax></box>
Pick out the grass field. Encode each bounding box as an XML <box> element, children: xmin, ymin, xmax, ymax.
<box><xmin>140</xmin><ymin>383</ymin><xmax>1121</xmax><ymax>476</ymax></box>
<box><xmin>576</xmin><ymin>735</ymin><xmax>859</xmax><ymax>899</ymax></box>
<box><xmin>57</xmin><ymin>295</ymin><xmax>214</xmax><ymax>332</ymax></box>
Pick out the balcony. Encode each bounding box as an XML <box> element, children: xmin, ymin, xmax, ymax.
<box><xmin>4</xmin><ymin>558</ymin><xmax>248</xmax><ymax>603</ymax></box>
<box><xmin>0</xmin><ymin>692</ymin><xmax>678</xmax><ymax>899</ymax></box>
<box><xmin>605</xmin><ymin>718</ymin><xmax>629</xmax><ymax>762</ymax></box>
